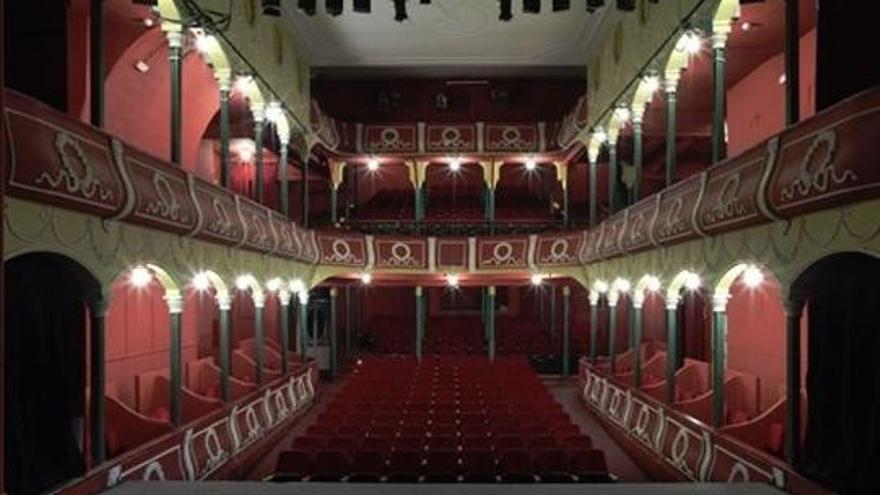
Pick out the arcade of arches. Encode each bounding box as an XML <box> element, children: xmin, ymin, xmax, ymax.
<box><xmin>2</xmin><ymin>1</ymin><xmax>880</xmax><ymax>494</ymax></box>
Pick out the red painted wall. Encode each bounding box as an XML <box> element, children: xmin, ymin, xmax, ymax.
<box><xmin>105</xmin><ymin>278</ymin><xmax>197</xmax><ymax>409</ymax></box>
<box><xmin>104</xmin><ymin>28</ymin><xmax>220</xmax><ymax>179</ymax></box>
<box><xmin>727</xmin><ymin>29</ymin><xmax>817</xmax><ymax>155</ymax></box>
<box><xmin>182</xmin><ymin>290</ymin><xmax>218</xmax><ymax>360</ymax></box>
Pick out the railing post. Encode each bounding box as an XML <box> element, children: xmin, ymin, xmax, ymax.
<box><xmin>712</xmin><ymin>292</ymin><xmax>730</xmax><ymax>428</ymax></box>
<box><xmin>785</xmin><ymin>298</ymin><xmax>804</xmax><ymax>465</ymax></box>
<box><xmin>218</xmin><ymin>294</ymin><xmax>232</xmax><ymax>402</ymax></box>
<box><xmin>88</xmin><ymin>298</ymin><xmax>107</xmax><ymax>465</ymax></box>
<box><xmin>665</xmin><ymin>296</ymin><xmax>680</xmax><ymax>404</ymax></box>
<box><xmin>167</xmin><ymin>293</ymin><xmax>183</xmax><ymax>427</ymax></box>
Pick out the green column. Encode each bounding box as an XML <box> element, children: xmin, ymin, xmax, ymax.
<box><xmin>415</xmin><ymin>286</ymin><xmax>425</xmax><ymax>361</ymax></box>
<box><xmin>88</xmin><ymin>299</ymin><xmax>107</xmax><ymax>464</ymax></box>
<box><xmin>330</xmin><ymin>289</ymin><xmax>338</xmax><ymax>377</ymax></box>
<box><xmin>218</xmin><ymin>296</ymin><xmax>231</xmax><ymax>402</ymax></box>
<box><xmin>486</xmin><ymin>187</ymin><xmax>496</xmax><ymax>234</ymax></box>
<box><xmin>331</xmin><ymin>187</ymin><xmax>338</xmax><ymax>224</ymax></box>
<box><xmin>632</xmin><ymin>116</ymin><xmax>644</xmax><ymax>202</ymax></box>
<box><xmin>608</xmin><ymin>142</ymin><xmax>619</xmax><ymax>213</ymax></box>
<box><xmin>345</xmin><ymin>286</ymin><xmax>353</xmax><ymax>357</ymax></box>
<box><xmin>562</xmin><ymin>184</ymin><xmax>569</xmax><ymax>227</ymax></box>
<box><xmin>301</xmin><ymin>160</ymin><xmax>310</xmax><ymax>227</ymax></box>
<box><xmin>279</xmin><ymin>292</ymin><xmax>290</xmax><ymax>375</ymax></box>
<box><xmin>280</xmin><ymin>143</ymin><xmax>290</xmax><ymax>216</ymax></box>
<box><xmin>785</xmin><ymin>299</ymin><xmax>804</xmax><ymax>465</ymax></box>
<box><xmin>297</xmin><ymin>292</ymin><xmax>309</xmax><ymax>357</ymax></box>
<box><xmin>712</xmin><ymin>36</ymin><xmax>727</xmax><ymax>163</ymax></box>
<box><xmin>254</xmin><ymin>297</ymin><xmax>265</xmax><ymax>385</ymax></box>
<box><xmin>167</xmin><ymin>29</ymin><xmax>183</xmax><ymax>166</ymax></box>
<box><xmin>562</xmin><ymin>286</ymin><xmax>571</xmax><ymax>376</ymax></box>
<box><xmin>169</xmin><ymin>297</ymin><xmax>183</xmax><ymax>426</ymax></box>
<box><xmin>487</xmin><ymin>286</ymin><xmax>496</xmax><ymax>361</ymax></box>
<box><xmin>607</xmin><ymin>295</ymin><xmax>618</xmax><ymax>375</ymax></box>
<box><xmin>665</xmin><ymin>298</ymin><xmax>679</xmax><ymax>404</ymax></box>
<box><xmin>589</xmin><ymin>294</ymin><xmax>600</xmax><ymax>365</ymax></box>
<box><xmin>89</xmin><ymin>0</ymin><xmax>105</xmax><ymax>127</ymax></box>
<box><xmin>589</xmin><ymin>158</ymin><xmax>598</xmax><ymax>227</ymax></box>
<box><xmin>414</xmin><ymin>185</ymin><xmax>424</xmax><ymax>224</ymax></box>
<box><xmin>219</xmin><ymin>80</ymin><xmax>231</xmax><ymax>188</ymax></box>
<box><xmin>633</xmin><ymin>298</ymin><xmax>644</xmax><ymax>388</ymax></box>
<box><xmin>712</xmin><ymin>294</ymin><xmax>729</xmax><ymax>428</ymax></box>
<box><xmin>550</xmin><ymin>283</ymin><xmax>557</xmax><ymax>339</ymax></box>
<box><xmin>254</xmin><ymin>114</ymin><xmax>265</xmax><ymax>204</ymax></box>
<box><xmin>665</xmin><ymin>84</ymin><xmax>678</xmax><ymax>188</ymax></box>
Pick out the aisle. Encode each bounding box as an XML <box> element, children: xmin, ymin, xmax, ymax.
<box><xmin>544</xmin><ymin>378</ymin><xmax>649</xmax><ymax>482</ymax></box>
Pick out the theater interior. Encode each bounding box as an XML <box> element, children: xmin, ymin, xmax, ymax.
<box><xmin>2</xmin><ymin>0</ymin><xmax>879</xmax><ymax>494</ymax></box>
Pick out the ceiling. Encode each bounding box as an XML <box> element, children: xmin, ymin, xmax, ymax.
<box><xmin>283</xmin><ymin>0</ymin><xmax>618</xmax><ymax>78</ymax></box>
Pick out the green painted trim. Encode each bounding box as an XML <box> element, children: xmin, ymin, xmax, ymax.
<box><xmin>280</xmin><ymin>146</ymin><xmax>290</xmax><ymax>217</ymax></box>
<box><xmin>712</xmin><ymin>45</ymin><xmax>727</xmax><ymax>163</ymax></box>
<box><xmin>590</xmin><ymin>303</ymin><xmax>599</xmax><ymax>365</ymax></box>
<box><xmin>665</xmin><ymin>89</ymin><xmax>677</xmax><ymax>188</ymax></box>
<box><xmin>279</xmin><ymin>303</ymin><xmax>289</xmax><ymax>375</ymax></box>
<box><xmin>255</xmin><ymin>120</ymin><xmax>265</xmax><ymax>204</ymax></box>
<box><xmin>633</xmin><ymin>305</ymin><xmax>644</xmax><ymax>388</ymax></box>
<box><xmin>329</xmin><ymin>292</ymin><xmax>338</xmax><ymax>376</ymax></box>
<box><xmin>254</xmin><ymin>306</ymin><xmax>264</xmax><ymax>384</ymax></box>
<box><xmin>665</xmin><ymin>307</ymin><xmax>678</xmax><ymax>405</ymax></box>
<box><xmin>219</xmin><ymin>87</ymin><xmax>231</xmax><ymax>189</ymax></box>
<box><xmin>219</xmin><ymin>308</ymin><xmax>231</xmax><ymax>402</ymax></box>
<box><xmin>712</xmin><ymin>309</ymin><xmax>727</xmax><ymax>428</ymax></box>
<box><xmin>89</xmin><ymin>300</ymin><xmax>107</xmax><ymax>464</ymax></box>
<box><xmin>170</xmin><ymin>312</ymin><xmax>183</xmax><ymax>427</ymax></box>
<box><xmin>608</xmin><ymin>303</ymin><xmax>618</xmax><ymax>375</ymax></box>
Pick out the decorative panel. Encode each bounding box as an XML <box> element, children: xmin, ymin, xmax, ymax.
<box><xmin>374</xmin><ymin>237</ymin><xmax>428</xmax><ymax>269</ymax></box>
<box><xmin>620</xmin><ymin>195</ymin><xmax>659</xmax><ymax>252</ymax></box>
<box><xmin>652</xmin><ymin>173</ymin><xmax>705</xmax><ymax>246</ymax></box>
<box><xmin>535</xmin><ymin>232</ymin><xmax>583</xmax><ymax>267</ymax></box>
<box><xmin>697</xmin><ymin>145</ymin><xmax>770</xmax><ymax>235</ymax></box>
<box><xmin>317</xmin><ymin>232</ymin><xmax>367</xmax><ymax>267</ymax></box>
<box><xmin>237</xmin><ymin>197</ymin><xmax>277</xmax><ymax>253</ymax></box>
<box><xmin>435</xmin><ymin>238</ymin><xmax>468</xmax><ymax>271</ymax></box>
<box><xmin>362</xmin><ymin>124</ymin><xmax>419</xmax><ymax>153</ymax></box>
<box><xmin>476</xmin><ymin>237</ymin><xmax>529</xmax><ymax>269</ymax></box>
<box><xmin>191</xmin><ymin>178</ymin><xmax>246</xmax><ymax>246</ymax></box>
<box><xmin>484</xmin><ymin>124</ymin><xmax>539</xmax><ymax>152</ymax></box>
<box><xmin>425</xmin><ymin>124</ymin><xmax>477</xmax><ymax>153</ymax></box>
<box><xmin>123</xmin><ymin>146</ymin><xmax>198</xmax><ymax>234</ymax></box>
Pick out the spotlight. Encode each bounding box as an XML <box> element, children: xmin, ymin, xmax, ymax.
<box><xmin>298</xmin><ymin>0</ymin><xmax>317</xmax><ymax>15</ymax></box>
<box><xmin>530</xmin><ymin>273</ymin><xmax>545</xmax><ymax>286</ymax></box>
<box><xmin>266</xmin><ymin>277</ymin><xmax>283</xmax><ymax>292</ymax></box>
<box><xmin>449</xmin><ymin>158</ymin><xmax>461</xmax><ymax>172</ymax></box>
<box><xmin>643</xmin><ymin>74</ymin><xmax>661</xmax><ymax>93</ymax></box>
<box><xmin>353</xmin><ymin>0</ymin><xmax>371</xmax><ymax>13</ymax></box>
<box><xmin>193</xmin><ymin>30</ymin><xmax>212</xmax><ymax>54</ymax></box>
<box><xmin>553</xmin><ymin>0</ymin><xmax>570</xmax><ymax>11</ymax></box>
<box><xmin>326</xmin><ymin>0</ymin><xmax>343</xmax><ymax>16</ymax></box>
<box><xmin>594</xmin><ymin>280</ymin><xmax>609</xmax><ymax>294</ymax></box>
<box><xmin>298</xmin><ymin>291</ymin><xmax>309</xmax><ymax>305</ymax></box>
<box><xmin>615</xmin><ymin>278</ymin><xmax>631</xmax><ymax>293</ymax></box>
<box><xmin>192</xmin><ymin>272</ymin><xmax>211</xmax><ymax>292</ymax></box>
<box><xmin>684</xmin><ymin>272</ymin><xmax>701</xmax><ymax>291</ymax></box>
<box><xmin>142</xmin><ymin>17</ymin><xmax>155</xmax><ymax>28</ymax></box>
<box><xmin>360</xmin><ymin>272</ymin><xmax>373</xmax><ymax>285</ymax></box>
<box><xmin>134</xmin><ymin>60</ymin><xmax>150</xmax><ymax>73</ymax></box>
<box><xmin>393</xmin><ymin>0</ymin><xmax>408</xmax><ymax>22</ymax></box>
<box><xmin>593</xmin><ymin>129</ymin><xmax>608</xmax><ymax>144</ymax></box>
<box><xmin>524</xmin><ymin>0</ymin><xmax>541</xmax><ymax>13</ymax></box>
<box><xmin>289</xmin><ymin>278</ymin><xmax>306</xmax><ymax>294</ymax></box>
<box><xmin>683</xmin><ymin>31</ymin><xmax>702</xmax><ymax>55</ymax></box>
<box><xmin>130</xmin><ymin>266</ymin><xmax>152</xmax><ymax>288</ymax></box>
<box><xmin>525</xmin><ymin>159</ymin><xmax>537</xmax><ymax>171</ymax></box>
<box><xmin>446</xmin><ymin>274</ymin><xmax>460</xmax><ymax>288</ymax></box>
<box><xmin>586</xmin><ymin>0</ymin><xmax>605</xmax><ymax>13</ymax></box>
<box><xmin>646</xmin><ymin>276</ymin><xmax>662</xmax><ymax>293</ymax></box>
<box><xmin>742</xmin><ymin>265</ymin><xmax>764</xmax><ymax>288</ymax></box>
<box><xmin>499</xmin><ymin>0</ymin><xmax>512</xmax><ymax>20</ymax></box>
<box><xmin>235</xmin><ymin>275</ymin><xmax>251</xmax><ymax>291</ymax></box>
<box><xmin>262</xmin><ymin>0</ymin><xmax>282</xmax><ymax>16</ymax></box>
<box><xmin>741</xmin><ymin>21</ymin><xmax>752</xmax><ymax>31</ymax></box>
<box><xmin>367</xmin><ymin>158</ymin><xmax>380</xmax><ymax>172</ymax></box>
<box><xmin>236</xmin><ymin>140</ymin><xmax>256</xmax><ymax>162</ymax></box>
<box><xmin>614</xmin><ymin>106</ymin><xmax>631</xmax><ymax>123</ymax></box>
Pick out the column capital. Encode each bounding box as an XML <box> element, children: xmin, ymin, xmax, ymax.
<box><xmin>562</xmin><ymin>285</ymin><xmax>571</xmax><ymax>297</ymax></box>
<box><xmin>589</xmin><ymin>292</ymin><xmax>601</xmax><ymax>306</ymax></box>
<box><xmin>217</xmin><ymin>293</ymin><xmax>232</xmax><ymax>311</ymax></box>
<box><xmin>329</xmin><ymin>160</ymin><xmax>347</xmax><ymax>191</ymax></box>
<box><xmin>553</xmin><ymin>161</ymin><xmax>568</xmax><ymax>190</ymax></box>
<box><xmin>488</xmin><ymin>286</ymin><xmax>496</xmax><ymax>296</ymax></box>
<box><xmin>632</xmin><ymin>292</ymin><xmax>645</xmax><ymax>310</ymax></box>
<box><xmin>251</xmin><ymin>102</ymin><xmax>266</xmax><ymax>123</ymax></box>
<box><xmin>712</xmin><ymin>291</ymin><xmax>730</xmax><ymax>313</ymax></box>
<box><xmin>663</xmin><ymin>73</ymin><xmax>680</xmax><ymax>94</ymax></box>
<box><xmin>279</xmin><ymin>290</ymin><xmax>292</xmax><ymax>306</ymax></box>
<box><xmin>253</xmin><ymin>293</ymin><xmax>266</xmax><ymax>309</ymax></box>
<box><xmin>165</xmin><ymin>292</ymin><xmax>184</xmax><ymax>314</ymax></box>
<box><xmin>415</xmin><ymin>286</ymin><xmax>423</xmax><ymax>297</ymax></box>
<box><xmin>666</xmin><ymin>295</ymin><xmax>681</xmax><ymax>311</ymax></box>
<box><xmin>330</xmin><ymin>287</ymin><xmax>338</xmax><ymax>298</ymax></box>
<box><xmin>607</xmin><ymin>291</ymin><xmax>620</xmax><ymax>308</ymax></box>
<box><xmin>164</xmin><ymin>27</ymin><xmax>184</xmax><ymax>48</ymax></box>
<box><xmin>297</xmin><ymin>291</ymin><xmax>309</xmax><ymax>305</ymax></box>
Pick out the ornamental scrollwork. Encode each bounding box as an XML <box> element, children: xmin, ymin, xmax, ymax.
<box><xmin>37</xmin><ymin>131</ymin><xmax>114</xmax><ymax>203</ymax></box>
<box><xmin>780</xmin><ymin>130</ymin><xmax>856</xmax><ymax>202</ymax></box>
<box><xmin>146</xmin><ymin>173</ymin><xmax>185</xmax><ymax>222</ymax></box>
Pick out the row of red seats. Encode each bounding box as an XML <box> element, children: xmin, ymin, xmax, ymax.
<box><xmin>274</xmin><ymin>356</ymin><xmax>611</xmax><ymax>483</ymax></box>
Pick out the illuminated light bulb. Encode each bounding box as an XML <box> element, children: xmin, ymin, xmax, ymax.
<box><xmin>356</xmin><ymin>358</ymin><xmax>363</xmax><ymax>366</ymax></box>
<box><xmin>446</xmin><ymin>273</ymin><xmax>460</xmax><ymax>288</ymax></box>
<box><xmin>684</xmin><ymin>272</ymin><xmax>701</xmax><ymax>291</ymax></box>
<box><xmin>289</xmin><ymin>278</ymin><xmax>306</xmax><ymax>294</ymax></box>
<box><xmin>594</xmin><ymin>280</ymin><xmax>609</xmax><ymax>294</ymax></box>
<box><xmin>742</xmin><ymin>265</ymin><xmax>764</xmax><ymax>289</ymax></box>
<box><xmin>614</xmin><ymin>106</ymin><xmax>631</xmax><ymax>123</ymax></box>
<box><xmin>129</xmin><ymin>266</ymin><xmax>152</xmax><ymax>288</ymax></box>
<box><xmin>297</xmin><ymin>291</ymin><xmax>309</xmax><ymax>305</ymax></box>
<box><xmin>233</xmin><ymin>75</ymin><xmax>254</xmax><ymax>94</ymax></box>
<box><xmin>684</xmin><ymin>31</ymin><xmax>702</xmax><ymax>54</ymax></box>
<box><xmin>449</xmin><ymin>158</ymin><xmax>462</xmax><ymax>172</ymax></box>
<box><xmin>193</xmin><ymin>31</ymin><xmax>212</xmax><ymax>54</ymax></box>
<box><xmin>646</xmin><ymin>276</ymin><xmax>662</xmax><ymax>293</ymax></box>
<box><xmin>367</xmin><ymin>158</ymin><xmax>380</xmax><ymax>172</ymax></box>
<box><xmin>360</xmin><ymin>272</ymin><xmax>372</xmax><ymax>285</ymax></box>
<box><xmin>265</xmin><ymin>101</ymin><xmax>284</xmax><ymax>123</ymax></box>
<box><xmin>530</xmin><ymin>273</ymin><xmax>545</xmax><ymax>286</ymax></box>
<box><xmin>266</xmin><ymin>277</ymin><xmax>282</xmax><ymax>292</ymax></box>
<box><xmin>593</xmin><ymin>129</ymin><xmax>608</xmax><ymax>144</ymax></box>
<box><xmin>143</xmin><ymin>17</ymin><xmax>155</xmax><ymax>28</ymax></box>
<box><xmin>134</xmin><ymin>60</ymin><xmax>150</xmax><ymax>73</ymax></box>
<box><xmin>236</xmin><ymin>140</ymin><xmax>255</xmax><ymax>162</ymax></box>
<box><xmin>741</xmin><ymin>21</ymin><xmax>752</xmax><ymax>31</ymax></box>
<box><xmin>643</xmin><ymin>75</ymin><xmax>661</xmax><ymax>93</ymax></box>
<box><xmin>192</xmin><ymin>272</ymin><xmax>211</xmax><ymax>292</ymax></box>
<box><xmin>525</xmin><ymin>159</ymin><xmax>537</xmax><ymax>172</ymax></box>
<box><xmin>615</xmin><ymin>278</ymin><xmax>631</xmax><ymax>293</ymax></box>
<box><xmin>235</xmin><ymin>275</ymin><xmax>251</xmax><ymax>291</ymax></box>
<box><xmin>778</xmin><ymin>73</ymin><xmax>787</xmax><ymax>85</ymax></box>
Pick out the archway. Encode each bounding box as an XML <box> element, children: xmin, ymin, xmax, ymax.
<box><xmin>791</xmin><ymin>252</ymin><xmax>880</xmax><ymax>493</ymax></box>
<box><xmin>3</xmin><ymin>252</ymin><xmax>101</xmax><ymax>495</ymax></box>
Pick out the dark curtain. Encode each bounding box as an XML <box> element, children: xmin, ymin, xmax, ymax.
<box><xmin>816</xmin><ymin>1</ymin><xmax>880</xmax><ymax>112</ymax></box>
<box><xmin>4</xmin><ymin>255</ymin><xmax>89</xmax><ymax>495</ymax></box>
<box><xmin>678</xmin><ymin>291</ymin><xmax>708</xmax><ymax>364</ymax></box>
<box><xmin>801</xmin><ymin>255</ymin><xmax>880</xmax><ymax>494</ymax></box>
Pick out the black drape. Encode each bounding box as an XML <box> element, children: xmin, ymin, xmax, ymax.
<box><xmin>801</xmin><ymin>255</ymin><xmax>880</xmax><ymax>494</ymax></box>
<box><xmin>4</xmin><ymin>255</ymin><xmax>91</xmax><ymax>495</ymax></box>
<box><xmin>817</xmin><ymin>1</ymin><xmax>880</xmax><ymax>112</ymax></box>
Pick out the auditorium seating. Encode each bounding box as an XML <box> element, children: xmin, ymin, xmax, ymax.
<box><xmin>273</xmin><ymin>355</ymin><xmax>610</xmax><ymax>483</ymax></box>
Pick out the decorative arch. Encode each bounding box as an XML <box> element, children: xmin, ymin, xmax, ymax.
<box><xmin>666</xmin><ymin>269</ymin><xmax>700</xmax><ymax>306</ymax></box>
<box><xmin>234</xmin><ymin>273</ymin><xmax>266</xmax><ymax>307</ymax></box>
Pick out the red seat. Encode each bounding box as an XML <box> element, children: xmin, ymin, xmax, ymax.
<box><xmin>568</xmin><ymin>449</ymin><xmax>608</xmax><ymax>480</ymax></box>
<box><xmin>387</xmin><ymin>450</ymin><xmax>423</xmax><ymax>478</ymax></box>
<box><xmin>393</xmin><ymin>435</ymin><xmax>423</xmax><ymax>451</ymax></box>
<box><xmin>529</xmin><ymin>435</ymin><xmax>557</xmax><ymax>449</ymax></box>
<box><xmin>351</xmin><ymin>450</ymin><xmax>386</xmax><ymax>477</ymax></box>
<box><xmin>424</xmin><ymin>450</ymin><xmax>460</xmax><ymax>481</ymax></box>
<box><xmin>275</xmin><ymin>450</ymin><xmax>312</xmax><ymax>481</ymax></box>
<box><xmin>534</xmin><ymin>449</ymin><xmax>569</xmax><ymax>473</ymax></box>
<box><xmin>427</xmin><ymin>435</ymin><xmax>458</xmax><ymax>451</ymax></box>
<box><xmin>460</xmin><ymin>435</ymin><xmax>491</xmax><ymax>450</ymax></box>
<box><xmin>562</xmin><ymin>434</ymin><xmax>593</xmax><ymax>450</ymax></box>
<box><xmin>494</xmin><ymin>435</ymin><xmax>524</xmax><ymax>450</ymax></box>
<box><xmin>293</xmin><ymin>435</ymin><xmax>325</xmax><ymax>451</ymax></box>
<box><xmin>312</xmin><ymin>450</ymin><xmax>351</xmax><ymax>481</ymax></box>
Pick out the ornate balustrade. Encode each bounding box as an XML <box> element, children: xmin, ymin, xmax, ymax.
<box><xmin>5</xmin><ymin>86</ymin><xmax>880</xmax><ymax>277</ymax></box>
<box><xmin>57</xmin><ymin>365</ymin><xmax>318</xmax><ymax>495</ymax></box>
<box><xmin>577</xmin><ymin>358</ymin><xmax>828</xmax><ymax>494</ymax></box>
